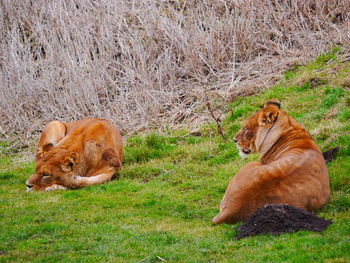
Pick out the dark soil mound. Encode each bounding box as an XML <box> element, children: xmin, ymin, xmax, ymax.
<box><xmin>236</xmin><ymin>204</ymin><xmax>332</xmax><ymax>239</ymax></box>
<box><xmin>322</xmin><ymin>147</ymin><xmax>340</xmax><ymax>163</ymax></box>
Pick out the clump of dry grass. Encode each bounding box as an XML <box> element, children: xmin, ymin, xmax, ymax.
<box><xmin>0</xmin><ymin>0</ymin><xmax>349</xmax><ymax>141</ymax></box>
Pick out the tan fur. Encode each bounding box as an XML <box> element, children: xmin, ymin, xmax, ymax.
<box><xmin>26</xmin><ymin>118</ymin><xmax>123</xmax><ymax>191</ymax></box>
<box><xmin>212</xmin><ymin>100</ymin><xmax>330</xmax><ymax>224</ymax></box>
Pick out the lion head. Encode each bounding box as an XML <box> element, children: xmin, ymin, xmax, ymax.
<box><xmin>234</xmin><ymin>99</ymin><xmax>281</xmax><ymax>159</ymax></box>
<box><xmin>26</xmin><ymin>148</ymin><xmax>79</xmax><ymax>191</ymax></box>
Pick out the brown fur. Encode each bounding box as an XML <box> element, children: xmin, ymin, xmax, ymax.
<box><xmin>212</xmin><ymin>100</ymin><xmax>330</xmax><ymax>224</ymax></box>
<box><xmin>26</xmin><ymin>118</ymin><xmax>123</xmax><ymax>191</ymax></box>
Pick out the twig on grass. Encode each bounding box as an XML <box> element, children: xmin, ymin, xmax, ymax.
<box><xmin>205</xmin><ymin>93</ymin><xmax>226</xmax><ymax>141</ymax></box>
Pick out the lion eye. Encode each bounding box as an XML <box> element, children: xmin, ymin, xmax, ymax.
<box><xmin>42</xmin><ymin>173</ymin><xmax>50</xmax><ymax>177</ymax></box>
<box><xmin>244</xmin><ymin>128</ymin><xmax>253</xmax><ymax>139</ymax></box>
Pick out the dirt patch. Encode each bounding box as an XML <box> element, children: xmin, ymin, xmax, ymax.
<box><xmin>322</xmin><ymin>147</ymin><xmax>340</xmax><ymax>163</ymax></box>
<box><xmin>236</xmin><ymin>204</ymin><xmax>332</xmax><ymax>239</ymax></box>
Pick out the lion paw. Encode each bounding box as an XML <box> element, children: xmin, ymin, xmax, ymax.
<box><xmin>45</xmin><ymin>184</ymin><xmax>67</xmax><ymax>191</ymax></box>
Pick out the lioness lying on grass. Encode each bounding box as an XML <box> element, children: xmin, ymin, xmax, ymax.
<box><xmin>26</xmin><ymin>118</ymin><xmax>123</xmax><ymax>191</ymax></box>
<box><xmin>212</xmin><ymin>100</ymin><xmax>330</xmax><ymax>224</ymax></box>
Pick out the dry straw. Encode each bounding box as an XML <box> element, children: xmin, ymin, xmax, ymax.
<box><xmin>0</xmin><ymin>0</ymin><xmax>349</xmax><ymax>142</ymax></box>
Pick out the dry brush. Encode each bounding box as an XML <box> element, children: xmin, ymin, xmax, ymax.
<box><xmin>0</xmin><ymin>0</ymin><xmax>349</xmax><ymax>143</ymax></box>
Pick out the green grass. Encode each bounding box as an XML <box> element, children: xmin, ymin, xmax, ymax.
<box><xmin>1</xmin><ymin>50</ymin><xmax>350</xmax><ymax>262</ymax></box>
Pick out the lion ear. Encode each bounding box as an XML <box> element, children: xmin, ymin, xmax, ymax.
<box><xmin>61</xmin><ymin>152</ymin><xmax>80</xmax><ymax>172</ymax></box>
<box><xmin>258</xmin><ymin>101</ymin><xmax>280</xmax><ymax>127</ymax></box>
<box><xmin>264</xmin><ymin>99</ymin><xmax>281</xmax><ymax>109</ymax></box>
<box><xmin>36</xmin><ymin>143</ymin><xmax>54</xmax><ymax>161</ymax></box>
<box><xmin>42</xmin><ymin>143</ymin><xmax>54</xmax><ymax>152</ymax></box>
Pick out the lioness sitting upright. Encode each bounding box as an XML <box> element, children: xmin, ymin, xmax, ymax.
<box><xmin>26</xmin><ymin>118</ymin><xmax>123</xmax><ymax>191</ymax></box>
<box><xmin>212</xmin><ymin>100</ymin><xmax>330</xmax><ymax>224</ymax></box>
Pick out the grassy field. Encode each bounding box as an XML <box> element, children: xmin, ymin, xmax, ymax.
<box><xmin>1</xmin><ymin>49</ymin><xmax>350</xmax><ymax>262</ymax></box>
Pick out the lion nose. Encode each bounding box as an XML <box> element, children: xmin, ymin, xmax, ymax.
<box><xmin>26</xmin><ymin>183</ymin><xmax>33</xmax><ymax>192</ymax></box>
<box><xmin>234</xmin><ymin>139</ymin><xmax>238</xmax><ymax>143</ymax></box>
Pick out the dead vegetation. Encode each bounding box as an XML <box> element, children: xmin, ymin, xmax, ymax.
<box><xmin>0</xmin><ymin>0</ymin><xmax>349</xmax><ymax>139</ymax></box>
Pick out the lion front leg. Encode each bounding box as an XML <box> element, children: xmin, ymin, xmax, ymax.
<box><xmin>45</xmin><ymin>184</ymin><xmax>68</xmax><ymax>191</ymax></box>
<box><xmin>70</xmin><ymin>166</ymin><xmax>117</xmax><ymax>188</ymax></box>
<box><xmin>212</xmin><ymin>161</ymin><xmax>262</xmax><ymax>225</ymax></box>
